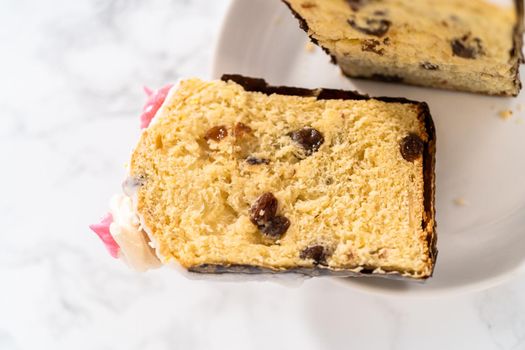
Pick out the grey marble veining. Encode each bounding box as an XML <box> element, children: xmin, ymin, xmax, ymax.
<box><xmin>1</xmin><ymin>0</ymin><xmax>525</xmax><ymax>349</ymax></box>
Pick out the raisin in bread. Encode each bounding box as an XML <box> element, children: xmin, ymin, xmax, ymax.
<box><xmin>283</xmin><ymin>0</ymin><xmax>524</xmax><ymax>96</ymax></box>
<box><xmin>126</xmin><ymin>75</ymin><xmax>436</xmax><ymax>279</ymax></box>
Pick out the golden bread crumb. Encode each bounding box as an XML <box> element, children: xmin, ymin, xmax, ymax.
<box><xmin>305</xmin><ymin>42</ymin><xmax>316</xmax><ymax>53</ymax></box>
<box><xmin>453</xmin><ymin>197</ymin><xmax>469</xmax><ymax>207</ymax></box>
<box><xmin>499</xmin><ymin>109</ymin><xmax>513</xmax><ymax>121</ymax></box>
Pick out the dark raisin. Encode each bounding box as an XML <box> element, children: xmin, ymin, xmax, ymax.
<box><xmin>400</xmin><ymin>133</ymin><xmax>424</xmax><ymax>162</ymax></box>
<box><xmin>383</xmin><ymin>37</ymin><xmax>391</xmax><ymax>45</ymax></box>
<box><xmin>371</xmin><ymin>74</ymin><xmax>403</xmax><ymax>82</ymax></box>
<box><xmin>249</xmin><ymin>193</ymin><xmax>278</xmax><ymax>226</ymax></box>
<box><xmin>233</xmin><ymin>122</ymin><xmax>252</xmax><ymax>138</ymax></box>
<box><xmin>348</xmin><ymin>17</ymin><xmax>391</xmax><ymax>37</ymax></box>
<box><xmin>249</xmin><ymin>193</ymin><xmax>290</xmax><ymax>239</ymax></box>
<box><xmin>361</xmin><ymin>39</ymin><xmax>384</xmax><ymax>55</ymax></box>
<box><xmin>451</xmin><ymin>34</ymin><xmax>484</xmax><ymax>59</ymax></box>
<box><xmin>288</xmin><ymin>127</ymin><xmax>324</xmax><ymax>155</ymax></box>
<box><xmin>301</xmin><ymin>2</ymin><xmax>317</xmax><ymax>9</ymax></box>
<box><xmin>246</xmin><ymin>156</ymin><xmax>270</xmax><ymax>165</ymax></box>
<box><xmin>205</xmin><ymin>125</ymin><xmax>228</xmax><ymax>142</ymax></box>
<box><xmin>345</xmin><ymin>0</ymin><xmax>366</xmax><ymax>11</ymax></box>
<box><xmin>420</xmin><ymin>62</ymin><xmax>439</xmax><ymax>70</ymax></box>
<box><xmin>300</xmin><ymin>245</ymin><xmax>327</xmax><ymax>265</ymax></box>
<box><xmin>259</xmin><ymin>216</ymin><xmax>290</xmax><ymax>239</ymax></box>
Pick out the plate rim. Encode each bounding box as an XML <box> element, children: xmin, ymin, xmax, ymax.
<box><xmin>211</xmin><ymin>0</ymin><xmax>525</xmax><ymax>297</ymax></box>
<box><xmin>211</xmin><ymin>0</ymin><xmax>237</xmax><ymax>79</ymax></box>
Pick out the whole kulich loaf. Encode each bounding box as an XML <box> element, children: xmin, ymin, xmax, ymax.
<box><xmin>282</xmin><ymin>0</ymin><xmax>524</xmax><ymax>96</ymax></box>
<box><xmin>124</xmin><ymin>75</ymin><xmax>437</xmax><ymax>280</ymax></box>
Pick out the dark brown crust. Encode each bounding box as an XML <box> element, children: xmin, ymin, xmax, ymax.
<box><xmin>188</xmin><ymin>264</ymin><xmax>418</xmax><ymax>282</ymax></box>
<box><xmin>282</xmin><ymin>0</ymin><xmax>524</xmax><ymax>96</ymax></box>
<box><xmin>418</xmin><ymin>103</ymin><xmax>438</xmax><ymax>275</ymax></box>
<box><xmin>511</xmin><ymin>0</ymin><xmax>524</xmax><ymax>96</ymax></box>
<box><xmin>281</xmin><ymin>0</ymin><xmax>338</xmax><ymax>64</ymax></box>
<box><xmin>187</xmin><ymin>74</ymin><xmax>437</xmax><ymax>281</ymax></box>
<box><xmin>343</xmin><ymin>70</ymin><xmax>519</xmax><ymax>97</ymax></box>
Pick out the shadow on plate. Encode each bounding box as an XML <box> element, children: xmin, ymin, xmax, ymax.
<box><xmin>339</xmin><ymin>277</ymin><xmax>417</xmax><ymax>293</ymax></box>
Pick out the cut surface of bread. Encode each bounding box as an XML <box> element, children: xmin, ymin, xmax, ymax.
<box><xmin>130</xmin><ymin>76</ymin><xmax>436</xmax><ymax>279</ymax></box>
<box><xmin>283</xmin><ymin>0</ymin><xmax>524</xmax><ymax>96</ymax></box>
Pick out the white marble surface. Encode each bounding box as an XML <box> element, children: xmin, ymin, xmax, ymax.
<box><xmin>1</xmin><ymin>0</ymin><xmax>525</xmax><ymax>349</ymax></box>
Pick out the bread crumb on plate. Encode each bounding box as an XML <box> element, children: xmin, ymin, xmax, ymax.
<box><xmin>453</xmin><ymin>197</ymin><xmax>469</xmax><ymax>207</ymax></box>
<box><xmin>499</xmin><ymin>109</ymin><xmax>513</xmax><ymax>121</ymax></box>
<box><xmin>305</xmin><ymin>42</ymin><xmax>316</xmax><ymax>53</ymax></box>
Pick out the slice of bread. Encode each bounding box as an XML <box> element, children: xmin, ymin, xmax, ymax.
<box><xmin>129</xmin><ymin>75</ymin><xmax>437</xmax><ymax>279</ymax></box>
<box><xmin>282</xmin><ymin>0</ymin><xmax>524</xmax><ymax>96</ymax></box>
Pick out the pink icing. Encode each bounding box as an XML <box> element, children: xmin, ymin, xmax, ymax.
<box><xmin>140</xmin><ymin>84</ymin><xmax>174</xmax><ymax>129</ymax></box>
<box><xmin>90</xmin><ymin>84</ymin><xmax>173</xmax><ymax>258</ymax></box>
<box><xmin>89</xmin><ymin>213</ymin><xmax>120</xmax><ymax>258</ymax></box>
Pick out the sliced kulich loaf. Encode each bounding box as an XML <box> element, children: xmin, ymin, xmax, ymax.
<box><xmin>282</xmin><ymin>0</ymin><xmax>524</xmax><ymax>96</ymax></box>
<box><xmin>129</xmin><ymin>75</ymin><xmax>437</xmax><ymax>280</ymax></box>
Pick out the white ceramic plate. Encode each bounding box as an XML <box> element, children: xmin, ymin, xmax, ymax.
<box><xmin>212</xmin><ymin>0</ymin><xmax>525</xmax><ymax>296</ymax></box>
